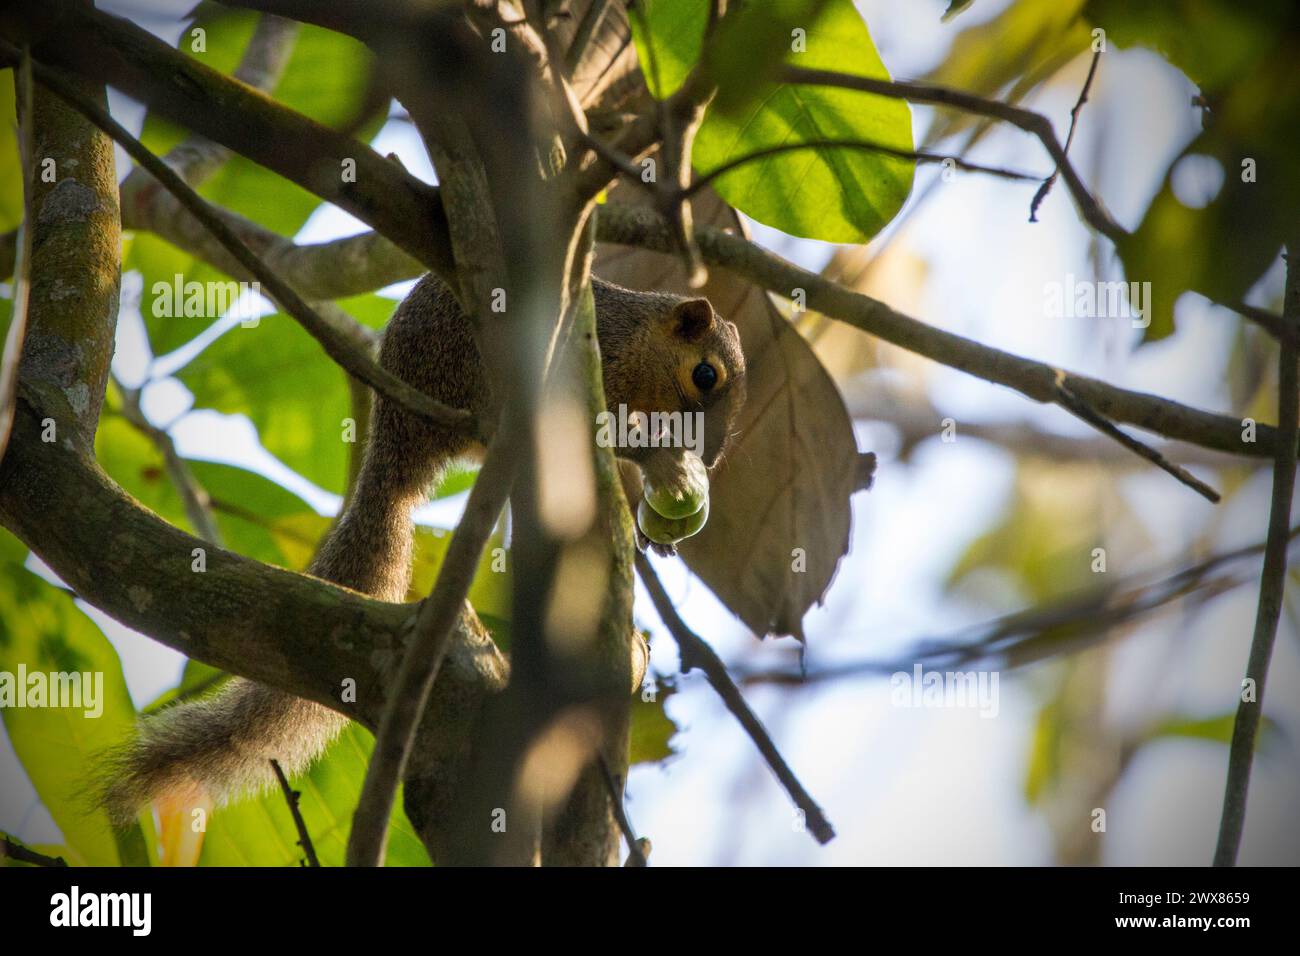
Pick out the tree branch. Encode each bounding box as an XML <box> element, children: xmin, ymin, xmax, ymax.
<box><xmin>120</xmin><ymin>194</ymin><xmax>422</xmax><ymax>306</ymax></box>
<box><xmin>109</xmin><ymin>175</ymin><xmax>1285</xmax><ymax>472</ymax></box>
<box><xmin>346</xmin><ymin>421</ymin><xmax>520</xmax><ymax>867</ymax></box>
<box><xmin>565</xmin><ymin>0</ymin><xmax>614</xmax><ymax>75</ymax></box>
<box><xmin>101</xmin><ymin>158</ymin><xmax>1295</xmax><ymax>469</ymax></box>
<box><xmin>2</xmin><ymin>833</ymin><xmax>68</xmax><ymax>867</ymax></box>
<box><xmin>1029</xmin><ymin>50</ymin><xmax>1101</xmax><ymax>223</ymax></box>
<box><xmin>842</xmin><ymin>375</ymin><xmax>1264</xmax><ymax>469</ymax></box>
<box><xmin>598</xmin><ymin>754</ymin><xmax>647</xmax><ymax>866</ymax></box>
<box><xmin>780</xmin><ymin>65</ymin><xmax>1127</xmax><ymax>243</ymax></box>
<box><xmin>9</xmin><ymin>45</ymin><xmax>474</xmax><ymax>433</ymax></box>
<box><xmin>113</xmin><ymin>376</ymin><xmax>224</xmax><ymax>546</ymax></box>
<box><xmin>683</xmin><ymin>138</ymin><xmax>1038</xmax><ymax>199</ymax></box>
<box><xmin>1214</xmin><ymin>246</ymin><xmax>1300</xmax><ymax>866</ymax></box>
<box><xmin>6</xmin><ymin>0</ymin><xmax>458</xmax><ymax>286</ymax></box>
<box><xmin>2</xmin><ymin>35</ymin><xmax>121</xmax><ymax>453</ymax></box>
<box><xmin>635</xmin><ymin>552</ymin><xmax>836</xmax><ymax>845</ymax></box>
<box><xmin>1216</xmin><ymin>297</ymin><xmax>1294</xmax><ymax>346</ymax></box>
<box><xmin>1050</xmin><ymin>374</ymin><xmax>1220</xmax><ymax>502</ymax></box>
<box><xmin>116</xmin><ymin>185</ymin><xmax>1284</xmax><ymax>470</ymax></box>
<box><xmin>270</xmin><ymin>758</ymin><xmax>321</xmax><ymax>867</ymax></box>
<box><xmin>0</xmin><ymin>396</ymin><xmax>507</xmax><ymax>813</ymax></box>
<box><xmin>121</xmin><ymin>11</ymin><xmax>299</xmax><ymax>193</ymax></box>
<box><xmin>597</xmin><ymin>202</ymin><xmax>1284</xmax><ymax>461</ymax></box>
<box><xmin>738</xmin><ymin>525</ymin><xmax>1299</xmax><ymax>685</ymax></box>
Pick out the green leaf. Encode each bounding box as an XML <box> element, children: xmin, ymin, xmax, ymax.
<box><xmin>1085</xmin><ymin>0</ymin><xmax>1276</xmax><ymax>90</ymax></box>
<box><xmin>1023</xmin><ymin>693</ymin><xmax>1063</xmax><ymax>805</ymax></box>
<box><xmin>409</xmin><ymin>522</ymin><xmax>511</xmax><ymax>617</ymax></box>
<box><xmin>128</xmin><ymin>236</ymin><xmax>225</xmax><ymax>358</ymax></box>
<box><xmin>130</xmin><ymin>9</ymin><xmax>384</xmax><ymax>357</ymax></box>
<box><xmin>178</xmin><ymin>295</ymin><xmax>394</xmax><ymax>495</ymax></box>
<box><xmin>197</xmin><ymin>722</ymin><xmax>430</xmax><ymax>866</ymax></box>
<box><xmin>629</xmin><ymin>0</ymin><xmax>709</xmax><ymax>97</ymax></box>
<box><xmin>113</xmin><ymin>820</ymin><xmax>154</xmax><ymax>868</ymax></box>
<box><xmin>629</xmin><ymin>678</ymin><xmax>679</xmax><ymax>765</ymax></box>
<box><xmin>94</xmin><ymin>398</ymin><xmax>322</xmax><ymax>569</ymax></box>
<box><xmin>0</xmin><ymin>70</ymin><xmax>22</xmax><ymax>233</ymax></box>
<box><xmin>0</xmin><ymin>560</ymin><xmax>145</xmax><ymax>866</ymax></box>
<box><xmin>1085</xmin><ymin>0</ymin><xmax>1300</xmax><ymax>340</ymax></box>
<box><xmin>1146</xmin><ymin>713</ymin><xmax>1276</xmax><ymax>747</ymax></box>
<box><xmin>0</xmin><ymin>525</ymin><xmax>25</xmax><ymax>565</ymax></box>
<box><xmin>921</xmin><ymin>0</ymin><xmax>1090</xmax><ymax>148</ymax></box>
<box><xmin>1115</xmin><ymin>150</ymin><xmax>1284</xmax><ymax>342</ymax></box>
<box><xmin>631</xmin><ymin>0</ymin><xmax>914</xmax><ymax>242</ymax></box>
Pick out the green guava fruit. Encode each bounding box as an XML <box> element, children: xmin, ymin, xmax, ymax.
<box><xmin>638</xmin><ymin>496</ymin><xmax>709</xmax><ymax>545</ymax></box>
<box><xmin>642</xmin><ymin>451</ymin><xmax>709</xmax><ymax>519</ymax></box>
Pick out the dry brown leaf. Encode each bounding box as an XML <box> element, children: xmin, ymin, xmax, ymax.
<box><xmin>560</xmin><ymin>3</ymin><xmax>864</xmax><ymax>638</ymax></box>
<box><xmin>596</xmin><ymin>186</ymin><xmax>861</xmax><ymax>639</ymax></box>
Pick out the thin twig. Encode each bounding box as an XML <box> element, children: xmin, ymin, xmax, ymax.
<box><xmin>684</xmin><ymin>138</ymin><xmax>1039</xmax><ymax>198</ymax></box>
<box><xmin>580</xmin><ymin>131</ymin><xmax>648</xmax><ymax>183</ymax></box>
<box><xmin>270</xmin><ymin>758</ymin><xmax>321</xmax><ymax>867</ymax></box>
<box><xmin>598</xmin><ymin>754</ymin><xmax>647</xmax><ymax>866</ymax></box>
<box><xmin>1</xmin><ymin>833</ymin><xmax>68</xmax><ymax>867</ymax></box>
<box><xmin>122</xmin><ymin>12</ymin><xmax>299</xmax><ymax>191</ymax></box>
<box><xmin>1214</xmin><ymin>248</ymin><xmax>1300</xmax><ymax>866</ymax></box>
<box><xmin>345</xmin><ymin>421</ymin><xmax>520</xmax><ymax>867</ymax></box>
<box><xmin>737</xmin><ymin>525</ymin><xmax>1300</xmax><ymax>686</ymax></box>
<box><xmin>0</xmin><ymin>47</ymin><xmax>34</xmax><ymax>467</ymax></box>
<box><xmin>840</xmin><ymin>377</ymin><xmax>1255</xmax><ymax>469</ymax></box>
<box><xmin>1217</xmin><ymin>298</ymin><xmax>1294</xmax><ymax>345</ymax></box>
<box><xmin>1052</xmin><ymin>373</ymin><xmax>1220</xmax><ymax>502</ymax></box>
<box><xmin>635</xmin><ymin>552</ymin><xmax>836</xmax><ymax>845</ymax></box>
<box><xmin>114</xmin><ymin>375</ymin><xmax>225</xmax><ymax>545</ymax></box>
<box><xmin>1029</xmin><ymin>50</ymin><xmax>1101</xmax><ymax>223</ymax></box>
<box><xmin>4</xmin><ymin>43</ymin><xmax>473</xmax><ymax>433</ymax></box>
<box><xmin>780</xmin><ymin>65</ymin><xmax>1127</xmax><ymax>243</ymax></box>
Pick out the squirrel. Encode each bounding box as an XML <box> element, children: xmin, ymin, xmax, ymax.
<box><xmin>98</xmin><ymin>274</ymin><xmax>746</xmax><ymax>824</ymax></box>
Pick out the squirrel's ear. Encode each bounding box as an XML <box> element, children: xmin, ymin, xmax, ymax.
<box><xmin>670</xmin><ymin>298</ymin><xmax>715</xmax><ymax>342</ymax></box>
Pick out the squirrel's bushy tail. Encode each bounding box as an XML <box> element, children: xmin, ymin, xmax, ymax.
<box><xmin>96</xmin><ymin>275</ymin><xmax>478</xmax><ymax>823</ymax></box>
<box><xmin>96</xmin><ymin>476</ymin><xmax>420</xmax><ymax>823</ymax></box>
<box><xmin>99</xmin><ymin>681</ymin><xmax>346</xmax><ymax>824</ymax></box>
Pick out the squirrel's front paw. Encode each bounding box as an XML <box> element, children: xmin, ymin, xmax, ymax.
<box><xmin>634</xmin><ymin>525</ymin><xmax>678</xmax><ymax>557</ymax></box>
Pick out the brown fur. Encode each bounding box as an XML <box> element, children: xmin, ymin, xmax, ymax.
<box><xmin>98</xmin><ymin>275</ymin><xmax>745</xmax><ymax>824</ymax></box>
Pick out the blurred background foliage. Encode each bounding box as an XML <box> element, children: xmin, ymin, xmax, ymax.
<box><xmin>2</xmin><ymin>0</ymin><xmax>1299</xmax><ymax>865</ymax></box>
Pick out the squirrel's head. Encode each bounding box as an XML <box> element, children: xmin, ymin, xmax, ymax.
<box><xmin>664</xmin><ymin>297</ymin><xmax>746</xmax><ymax>468</ymax></box>
<box><xmin>608</xmin><ymin>294</ymin><xmax>746</xmax><ymax>470</ymax></box>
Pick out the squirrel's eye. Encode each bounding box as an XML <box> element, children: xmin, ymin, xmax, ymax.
<box><xmin>692</xmin><ymin>362</ymin><xmax>718</xmax><ymax>392</ymax></box>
